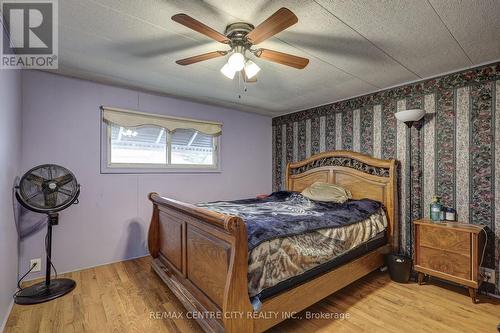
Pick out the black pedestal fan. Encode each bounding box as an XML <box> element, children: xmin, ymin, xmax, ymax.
<box><xmin>14</xmin><ymin>164</ymin><xmax>80</xmax><ymax>305</ymax></box>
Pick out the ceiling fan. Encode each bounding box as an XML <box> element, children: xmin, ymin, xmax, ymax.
<box><xmin>172</xmin><ymin>7</ymin><xmax>309</xmax><ymax>82</ymax></box>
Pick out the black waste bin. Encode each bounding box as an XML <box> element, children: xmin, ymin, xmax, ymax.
<box><xmin>384</xmin><ymin>253</ymin><xmax>412</xmax><ymax>283</ymax></box>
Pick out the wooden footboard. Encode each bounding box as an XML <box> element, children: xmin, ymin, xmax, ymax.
<box><xmin>148</xmin><ymin>193</ymin><xmax>254</xmax><ymax>333</ymax></box>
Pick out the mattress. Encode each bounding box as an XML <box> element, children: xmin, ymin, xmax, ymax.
<box><xmin>248</xmin><ymin>208</ymin><xmax>387</xmax><ymax>298</ymax></box>
<box><xmin>256</xmin><ymin>231</ymin><xmax>387</xmax><ymax>301</ymax></box>
<box><xmin>196</xmin><ymin>192</ymin><xmax>387</xmax><ymax>299</ymax></box>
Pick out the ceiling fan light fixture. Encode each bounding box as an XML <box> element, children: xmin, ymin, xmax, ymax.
<box><xmin>172</xmin><ymin>8</ymin><xmax>309</xmax><ymax>79</ymax></box>
<box><xmin>220</xmin><ymin>63</ymin><xmax>236</xmax><ymax>79</ymax></box>
<box><xmin>244</xmin><ymin>60</ymin><xmax>260</xmax><ymax>79</ymax></box>
<box><xmin>227</xmin><ymin>52</ymin><xmax>245</xmax><ymax>71</ymax></box>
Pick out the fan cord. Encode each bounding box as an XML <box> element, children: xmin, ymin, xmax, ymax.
<box><xmin>13</xmin><ymin>261</ymin><xmax>38</xmax><ymax>298</ymax></box>
<box><xmin>13</xmin><ymin>225</ymin><xmax>58</xmax><ymax>298</ymax></box>
<box><xmin>15</xmin><ymin>263</ymin><xmax>36</xmax><ymax>291</ymax></box>
<box><xmin>45</xmin><ymin>229</ymin><xmax>58</xmax><ymax>279</ymax></box>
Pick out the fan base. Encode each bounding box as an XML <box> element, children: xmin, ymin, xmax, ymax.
<box><xmin>225</xmin><ymin>22</ymin><xmax>254</xmax><ymax>41</ymax></box>
<box><xmin>14</xmin><ymin>278</ymin><xmax>76</xmax><ymax>305</ymax></box>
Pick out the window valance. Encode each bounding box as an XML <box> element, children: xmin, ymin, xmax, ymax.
<box><xmin>101</xmin><ymin>106</ymin><xmax>223</xmax><ymax>136</ymax></box>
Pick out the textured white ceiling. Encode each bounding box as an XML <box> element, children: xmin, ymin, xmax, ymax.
<box><xmin>52</xmin><ymin>0</ymin><xmax>500</xmax><ymax>116</ymax></box>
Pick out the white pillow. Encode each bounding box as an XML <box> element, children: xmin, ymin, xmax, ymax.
<box><xmin>301</xmin><ymin>182</ymin><xmax>352</xmax><ymax>203</ymax></box>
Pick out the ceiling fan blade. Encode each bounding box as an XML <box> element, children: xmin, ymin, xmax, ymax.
<box><xmin>245</xmin><ymin>7</ymin><xmax>298</xmax><ymax>45</ymax></box>
<box><xmin>175</xmin><ymin>51</ymin><xmax>227</xmax><ymax>65</ymax></box>
<box><xmin>242</xmin><ymin>69</ymin><xmax>257</xmax><ymax>83</ymax></box>
<box><xmin>172</xmin><ymin>14</ymin><xmax>230</xmax><ymax>44</ymax></box>
<box><xmin>257</xmin><ymin>49</ymin><xmax>309</xmax><ymax>69</ymax></box>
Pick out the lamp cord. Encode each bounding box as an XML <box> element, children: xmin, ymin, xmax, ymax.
<box><xmin>478</xmin><ymin>227</ymin><xmax>488</xmax><ymax>280</ymax></box>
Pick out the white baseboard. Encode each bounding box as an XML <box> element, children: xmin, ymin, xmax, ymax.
<box><xmin>22</xmin><ymin>253</ymin><xmax>149</xmax><ymax>283</ymax></box>
<box><xmin>0</xmin><ymin>299</ymin><xmax>14</xmax><ymax>333</ymax></box>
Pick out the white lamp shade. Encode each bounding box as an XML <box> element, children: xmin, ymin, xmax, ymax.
<box><xmin>395</xmin><ymin>109</ymin><xmax>425</xmax><ymax>122</ymax></box>
<box><xmin>220</xmin><ymin>63</ymin><xmax>236</xmax><ymax>79</ymax></box>
<box><xmin>227</xmin><ymin>52</ymin><xmax>245</xmax><ymax>71</ymax></box>
<box><xmin>244</xmin><ymin>60</ymin><xmax>260</xmax><ymax>79</ymax></box>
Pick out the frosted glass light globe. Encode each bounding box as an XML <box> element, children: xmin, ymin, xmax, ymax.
<box><xmin>227</xmin><ymin>52</ymin><xmax>245</xmax><ymax>71</ymax></box>
<box><xmin>394</xmin><ymin>109</ymin><xmax>425</xmax><ymax>122</ymax></box>
<box><xmin>244</xmin><ymin>60</ymin><xmax>260</xmax><ymax>79</ymax></box>
<box><xmin>220</xmin><ymin>63</ymin><xmax>236</xmax><ymax>79</ymax></box>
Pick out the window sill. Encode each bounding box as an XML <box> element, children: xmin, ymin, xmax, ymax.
<box><xmin>100</xmin><ymin>166</ymin><xmax>221</xmax><ymax>174</ymax></box>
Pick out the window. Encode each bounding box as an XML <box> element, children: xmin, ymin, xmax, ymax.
<box><xmin>101</xmin><ymin>107</ymin><xmax>221</xmax><ymax>173</ymax></box>
<box><xmin>109</xmin><ymin>124</ymin><xmax>167</xmax><ymax>165</ymax></box>
<box><xmin>170</xmin><ymin>128</ymin><xmax>215</xmax><ymax>165</ymax></box>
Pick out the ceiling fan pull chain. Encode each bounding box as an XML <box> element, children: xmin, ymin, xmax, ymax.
<box><xmin>237</xmin><ymin>71</ymin><xmax>242</xmax><ymax>99</ymax></box>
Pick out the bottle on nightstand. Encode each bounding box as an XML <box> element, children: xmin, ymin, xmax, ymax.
<box><xmin>430</xmin><ymin>196</ymin><xmax>443</xmax><ymax>221</ymax></box>
<box><xmin>444</xmin><ymin>207</ymin><xmax>456</xmax><ymax>221</ymax></box>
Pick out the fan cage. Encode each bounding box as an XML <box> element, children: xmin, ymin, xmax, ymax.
<box><xmin>17</xmin><ymin>164</ymin><xmax>80</xmax><ymax>214</ymax></box>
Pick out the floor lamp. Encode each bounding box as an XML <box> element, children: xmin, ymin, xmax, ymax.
<box><xmin>395</xmin><ymin>108</ymin><xmax>426</xmax><ymax>259</ymax></box>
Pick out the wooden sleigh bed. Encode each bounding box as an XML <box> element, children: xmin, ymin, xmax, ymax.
<box><xmin>147</xmin><ymin>151</ymin><xmax>398</xmax><ymax>333</ymax></box>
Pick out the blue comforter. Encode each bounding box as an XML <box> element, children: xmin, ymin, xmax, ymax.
<box><xmin>197</xmin><ymin>191</ymin><xmax>382</xmax><ymax>250</ymax></box>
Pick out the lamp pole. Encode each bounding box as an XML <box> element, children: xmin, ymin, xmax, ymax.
<box><xmin>403</xmin><ymin>121</ymin><xmax>415</xmax><ymax>258</ymax></box>
<box><xmin>404</xmin><ymin>120</ymin><xmax>424</xmax><ymax>263</ymax></box>
<box><xmin>394</xmin><ymin>109</ymin><xmax>425</xmax><ymax>260</ymax></box>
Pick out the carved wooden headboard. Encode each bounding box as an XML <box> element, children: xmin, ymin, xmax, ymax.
<box><xmin>287</xmin><ymin>150</ymin><xmax>398</xmax><ymax>251</ymax></box>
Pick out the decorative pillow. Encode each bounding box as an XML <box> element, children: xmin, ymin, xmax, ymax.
<box><xmin>301</xmin><ymin>182</ymin><xmax>352</xmax><ymax>203</ymax></box>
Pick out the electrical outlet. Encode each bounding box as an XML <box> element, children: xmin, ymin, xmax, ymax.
<box><xmin>480</xmin><ymin>267</ymin><xmax>496</xmax><ymax>284</ymax></box>
<box><xmin>30</xmin><ymin>258</ymin><xmax>41</xmax><ymax>272</ymax></box>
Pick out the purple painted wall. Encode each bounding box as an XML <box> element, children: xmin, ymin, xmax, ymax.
<box><xmin>20</xmin><ymin>70</ymin><xmax>272</xmax><ymax>279</ymax></box>
<box><xmin>0</xmin><ymin>67</ymin><xmax>22</xmax><ymax>329</ymax></box>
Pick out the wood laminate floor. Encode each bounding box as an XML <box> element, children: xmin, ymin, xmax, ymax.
<box><xmin>4</xmin><ymin>256</ymin><xmax>500</xmax><ymax>333</ymax></box>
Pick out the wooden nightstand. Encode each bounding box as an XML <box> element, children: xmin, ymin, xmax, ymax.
<box><xmin>414</xmin><ymin>219</ymin><xmax>486</xmax><ymax>303</ymax></box>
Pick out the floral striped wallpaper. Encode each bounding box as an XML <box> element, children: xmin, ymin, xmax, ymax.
<box><xmin>272</xmin><ymin>61</ymin><xmax>500</xmax><ymax>291</ymax></box>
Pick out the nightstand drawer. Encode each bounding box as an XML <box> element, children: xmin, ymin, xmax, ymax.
<box><xmin>419</xmin><ymin>225</ymin><xmax>470</xmax><ymax>255</ymax></box>
<box><xmin>418</xmin><ymin>246</ymin><xmax>471</xmax><ymax>280</ymax></box>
